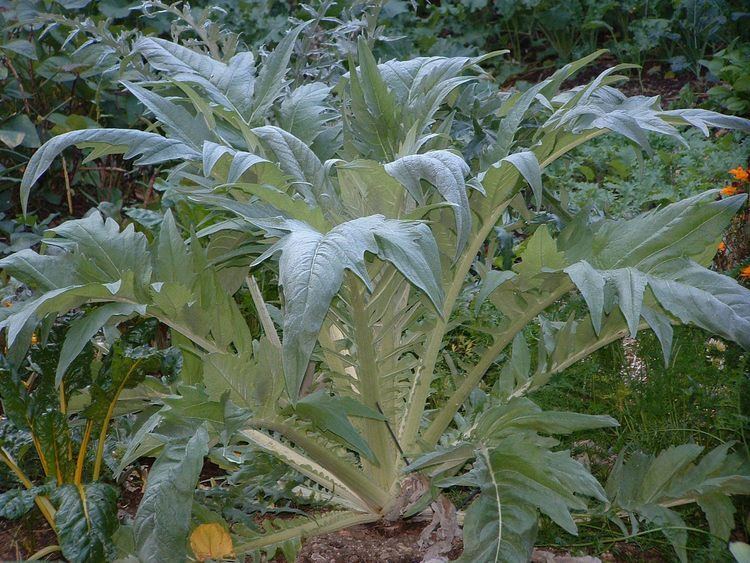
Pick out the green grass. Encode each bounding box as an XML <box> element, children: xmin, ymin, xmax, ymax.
<box><xmin>529</xmin><ymin>326</ymin><xmax>749</xmax><ymax>560</ymax></box>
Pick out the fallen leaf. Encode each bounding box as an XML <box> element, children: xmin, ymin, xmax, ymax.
<box><xmin>190</xmin><ymin>523</ymin><xmax>234</xmax><ymax>561</ymax></box>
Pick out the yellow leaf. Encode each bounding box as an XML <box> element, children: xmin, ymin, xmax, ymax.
<box><xmin>190</xmin><ymin>523</ymin><xmax>235</xmax><ymax>561</ymax></box>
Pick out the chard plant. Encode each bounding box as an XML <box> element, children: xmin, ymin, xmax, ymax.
<box><xmin>3</xmin><ymin>28</ymin><xmax>750</xmax><ymax>561</ymax></box>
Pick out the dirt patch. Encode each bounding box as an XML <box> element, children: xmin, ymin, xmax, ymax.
<box><xmin>295</xmin><ymin>519</ymin><xmax>462</xmax><ymax>563</ymax></box>
<box><xmin>0</xmin><ymin>512</ymin><xmax>58</xmax><ymax>561</ymax></box>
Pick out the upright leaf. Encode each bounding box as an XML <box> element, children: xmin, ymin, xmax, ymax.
<box><xmin>134</xmin><ymin>426</ymin><xmax>209</xmax><ymax>563</ymax></box>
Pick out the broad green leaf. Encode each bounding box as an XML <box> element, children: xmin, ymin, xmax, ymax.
<box><xmin>457</xmin><ymin>457</ymin><xmax>537</xmax><ymax>563</ymax></box>
<box><xmin>134</xmin><ymin>426</ymin><xmax>209</xmax><ymax>563</ymax></box>
<box><xmin>154</xmin><ymin>210</ymin><xmax>194</xmax><ymax>285</ymax></box>
<box><xmin>121</xmin><ymin>81</ymin><xmax>211</xmax><ymax>149</ymax></box>
<box><xmin>474</xmin><ymin>269</ymin><xmax>516</xmax><ymax>312</ymax></box>
<box><xmin>647</xmin><ymin>259</ymin><xmax>750</xmax><ymax>349</ymax></box>
<box><xmin>202</xmin><ymin>352</ymin><xmax>253</xmax><ymax>408</ymax></box>
<box><xmin>606</xmin><ymin>443</ymin><xmax>750</xmax><ymax>562</ymax></box>
<box><xmin>201</xmin><ymin>141</ymin><xmax>280</xmax><ymax>185</ymax></box>
<box><xmin>54</xmin><ymin>483</ymin><xmax>118</xmax><ymax>563</ymax></box>
<box><xmin>602</xmin><ymin>267</ymin><xmax>647</xmax><ymax>338</ymax></box>
<box><xmin>564</xmin><ymin>261</ymin><xmax>605</xmax><ymax>334</ymax></box>
<box><xmin>0</xmin><ymin>249</ymin><xmax>76</xmax><ymax>291</ymax></box>
<box><xmin>49</xmin><ymin>212</ymin><xmax>151</xmax><ymax>285</ymax></box>
<box><xmin>336</xmin><ymin>159</ymin><xmax>405</xmax><ymax>218</ymax></box>
<box><xmin>696</xmin><ymin>493</ymin><xmax>735</xmax><ymax>541</ymax></box>
<box><xmin>346</xmin><ymin>38</ymin><xmax>400</xmax><ymax>160</ymax></box>
<box><xmin>583</xmin><ymin>193</ymin><xmax>745</xmax><ymax>270</ymax></box>
<box><xmin>252</xmin><ymin>125</ymin><xmax>333</xmax><ymax>207</ymax></box>
<box><xmin>514</xmin><ymin>225</ymin><xmax>565</xmax><ymax>278</ymax></box>
<box><xmin>253</xmin><ymin>215</ymin><xmax>443</xmax><ymax>400</ymax></box>
<box><xmin>0</xmin><ymin>487</ymin><xmax>46</xmax><ymax>520</ymax></box>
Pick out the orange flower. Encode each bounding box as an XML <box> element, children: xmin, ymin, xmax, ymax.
<box><xmin>729</xmin><ymin>166</ymin><xmax>749</xmax><ymax>182</ymax></box>
<box><xmin>718</xmin><ymin>241</ymin><xmax>726</xmax><ymax>252</ymax></box>
<box><xmin>740</xmin><ymin>265</ymin><xmax>750</xmax><ymax>280</ymax></box>
<box><xmin>30</xmin><ymin>333</ymin><xmax>39</xmax><ymax>346</ymax></box>
<box><xmin>721</xmin><ymin>185</ymin><xmax>740</xmax><ymax>196</ymax></box>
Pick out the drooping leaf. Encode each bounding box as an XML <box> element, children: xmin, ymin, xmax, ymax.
<box><xmin>602</xmin><ymin>267</ymin><xmax>648</xmax><ymax>338</ymax></box>
<box><xmin>20</xmin><ymin>129</ymin><xmax>199</xmax><ymax>213</ymax></box>
<box><xmin>503</xmin><ymin>151</ymin><xmax>543</xmax><ymax>209</ymax></box>
<box><xmin>564</xmin><ymin>261</ymin><xmax>605</xmax><ymax>334</ymax></box>
<box><xmin>253</xmin><ymin>215</ymin><xmax>443</xmax><ymax>400</ymax></box>
<box><xmin>384</xmin><ymin>150</ymin><xmax>471</xmax><ymax>255</ymax></box>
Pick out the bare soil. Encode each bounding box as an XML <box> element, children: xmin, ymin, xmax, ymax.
<box><xmin>0</xmin><ymin>512</ymin><xmax>57</xmax><ymax>561</ymax></box>
<box><xmin>295</xmin><ymin>519</ymin><xmax>462</xmax><ymax>563</ymax></box>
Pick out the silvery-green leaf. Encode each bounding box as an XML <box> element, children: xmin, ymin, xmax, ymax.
<box><xmin>602</xmin><ymin>267</ymin><xmax>647</xmax><ymax>338</ymax></box>
<box><xmin>134</xmin><ymin>37</ymin><xmax>256</xmax><ymax>115</ymax></box>
<box><xmin>502</xmin><ymin>151</ymin><xmax>543</xmax><ymax>209</ymax></box>
<box><xmin>20</xmin><ymin>129</ymin><xmax>199</xmax><ymax>213</ymax></box>
<box><xmin>280</xmin><ymin>82</ymin><xmax>333</xmax><ymax>145</ymax></box>
<box><xmin>248</xmin><ymin>24</ymin><xmax>306</xmax><ymax>123</ymax></box>
<box><xmin>49</xmin><ymin>212</ymin><xmax>151</xmax><ymax>285</ymax></box>
<box><xmin>252</xmin><ymin>125</ymin><xmax>332</xmax><ymax>206</ymax></box>
<box><xmin>384</xmin><ymin>150</ymin><xmax>471</xmax><ymax>255</ymax></box>
<box><xmin>0</xmin><ymin>249</ymin><xmax>76</xmax><ymax>291</ymax></box>
<box><xmin>121</xmin><ymin>81</ymin><xmax>212</xmax><ymax>149</ymax></box>
<box><xmin>474</xmin><ymin>269</ymin><xmax>516</xmax><ymax>312</ymax></box>
<box><xmin>564</xmin><ymin>261</ymin><xmax>605</xmax><ymax>334</ymax></box>
<box><xmin>253</xmin><ymin>215</ymin><xmax>442</xmax><ymax>400</ymax></box>
<box><xmin>647</xmin><ymin>258</ymin><xmax>750</xmax><ymax>349</ymax></box>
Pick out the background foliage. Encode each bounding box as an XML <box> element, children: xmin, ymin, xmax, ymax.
<box><xmin>0</xmin><ymin>0</ymin><xmax>749</xmax><ymax>562</ymax></box>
